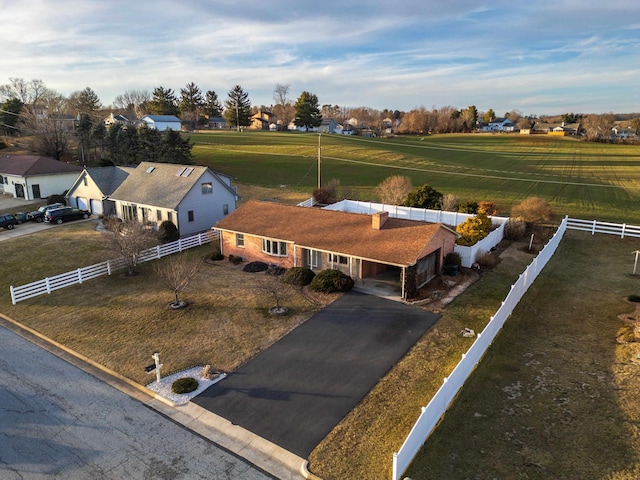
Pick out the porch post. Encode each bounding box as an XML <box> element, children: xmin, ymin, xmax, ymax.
<box><xmin>401</xmin><ymin>267</ymin><xmax>406</xmax><ymax>299</ymax></box>
<box><xmin>293</xmin><ymin>245</ymin><xmax>297</xmax><ymax>267</ymax></box>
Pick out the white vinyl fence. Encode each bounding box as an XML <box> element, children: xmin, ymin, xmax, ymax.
<box><xmin>323</xmin><ymin>200</ymin><xmax>509</xmax><ymax>267</ymax></box>
<box><xmin>566</xmin><ymin>218</ymin><xmax>640</xmax><ymax>238</ymax></box>
<box><xmin>10</xmin><ymin>231</ymin><xmax>218</xmax><ymax>305</ymax></box>
<box><xmin>392</xmin><ymin>217</ymin><xmax>568</xmax><ymax>480</ymax></box>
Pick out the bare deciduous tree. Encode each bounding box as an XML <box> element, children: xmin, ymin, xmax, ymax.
<box><xmin>376</xmin><ymin>175</ymin><xmax>413</xmax><ymax>205</ymax></box>
<box><xmin>112</xmin><ymin>89</ymin><xmax>150</xmax><ymax>118</ymax></box>
<box><xmin>154</xmin><ymin>253</ymin><xmax>203</xmax><ymax>307</ymax></box>
<box><xmin>104</xmin><ymin>219</ymin><xmax>158</xmax><ymax>275</ymax></box>
<box><xmin>440</xmin><ymin>193</ymin><xmax>459</xmax><ymax>211</ymax></box>
<box><xmin>510</xmin><ymin>197</ymin><xmax>553</xmax><ymax>224</ymax></box>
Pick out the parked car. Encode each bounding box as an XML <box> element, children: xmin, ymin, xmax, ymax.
<box><xmin>13</xmin><ymin>211</ymin><xmax>29</xmax><ymax>224</ymax></box>
<box><xmin>44</xmin><ymin>207</ymin><xmax>90</xmax><ymax>224</ymax></box>
<box><xmin>27</xmin><ymin>203</ymin><xmax>65</xmax><ymax>222</ymax></box>
<box><xmin>0</xmin><ymin>213</ymin><xmax>18</xmax><ymax>229</ymax></box>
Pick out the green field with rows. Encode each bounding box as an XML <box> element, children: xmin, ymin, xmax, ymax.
<box><xmin>190</xmin><ymin>131</ymin><xmax>640</xmax><ymax>224</ymax></box>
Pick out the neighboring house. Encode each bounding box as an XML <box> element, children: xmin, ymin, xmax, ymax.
<box><xmin>319</xmin><ymin>118</ymin><xmax>339</xmax><ymax>134</ymax></box>
<box><xmin>530</xmin><ymin>122</ymin><xmax>581</xmax><ymax>136</ymax></box>
<box><xmin>0</xmin><ymin>155</ymin><xmax>82</xmax><ymax>200</ymax></box>
<box><xmin>214</xmin><ymin>201</ymin><xmax>458</xmax><ymax>299</ymax></box>
<box><xmin>140</xmin><ymin>115</ymin><xmax>182</xmax><ymax>131</ymax></box>
<box><xmin>482</xmin><ymin>117</ymin><xmax>516</xmax><ymax>132</ymax></box>
<box><xmin>66</xmin><ymin>166</ymin><xmax>133</xmax><ymax>216</ymax></box>
<box><xmin>250</xmin><ymin>110</ymin><xmax>275</xmax><ymax>130</ymax></box>
<box><xmin>104</xmin><ymin>113</ymin><xmax>135</xmax><ymax>127</ymax></box>
<box><xmin>208</xmin><ymin>117</ymin><xmax>228</xmax><ymax>129</ymax></box>
<box><xmin>110</xmin><ymin>162</ymin><xmax>239</xmax><ymax>236</ymax></box>
<box><xmin>612</xmin><ymin>126</ymin><xmax>637</xmax><ymax>139</ymax></box>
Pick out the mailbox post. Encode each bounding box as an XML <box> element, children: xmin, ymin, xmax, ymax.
<box><xmin>144</xmin><ymin>352</ymin><xmax>163</xmax><ymax>383</ymax></box>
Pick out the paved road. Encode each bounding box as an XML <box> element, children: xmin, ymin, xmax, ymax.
<box><xmin>194</xmin><ymin>291</ymin><xmax>440</xmax><ymax>458</ymax></box>
<box><xmin>0</xmin><ymin>325</ymin><xmax>274</xmax><ymax>480</ymax></box>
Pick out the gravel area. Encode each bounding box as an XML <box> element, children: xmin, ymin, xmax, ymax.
<box><xmin>146</xmin><ymin>366</ymin><xmax>226</xmax><ymax>405</ymax></box>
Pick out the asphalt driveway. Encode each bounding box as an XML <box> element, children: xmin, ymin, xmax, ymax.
<box><xmin>193</xmin><ymin>290</ymin><xmax>440</xmax><ymax>458</ymax></box>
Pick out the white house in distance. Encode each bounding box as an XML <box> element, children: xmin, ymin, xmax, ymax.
<box><xmin>110</xmin><ymin>162</ymin><xmax>239</xmax><ymax>236</ymax></box>
<box><xmin>0</xmin><ymin>155</ymin><xmax>82</xmax><ymax>200</ymax></box>
<box><xmin>140</xmin><ymin>115</ymin><xmax>182</xmax><ymax>131</ymax></box>
<box><xmin>66</xmin><ymin>166</ymin><xmax>133</xmax><ymax>216</ymax></box>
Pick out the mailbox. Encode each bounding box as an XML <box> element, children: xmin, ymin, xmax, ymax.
<box><xmin>145</xmin><ymin>364</ymin><xmax>156</xmax><ymax>373</ymax></box>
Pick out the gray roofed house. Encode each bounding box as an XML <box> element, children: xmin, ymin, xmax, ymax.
<box><xmin>110</xmin><ymin>162</ymin><xmax>239</xmax><ymax>236</ymax></box>
<box><xmin>0</xmin><ymin>155</ymin><xmax>83</xmax><ymax>200</ymax></box>
<box><xmin>66</xmin><ymin>166</ymin><xmax>133</xmax><ymax>216</ymax></box>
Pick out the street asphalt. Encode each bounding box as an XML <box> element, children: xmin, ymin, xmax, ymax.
<box><xmin>0</xmin><ymin>323</ymin><xmax>274</xmax><ymax>480</ymax></box>
<box><xmin>193</xmin><ymin>290</ymin><xmax>440</xmax><ymax>458</ymax></box>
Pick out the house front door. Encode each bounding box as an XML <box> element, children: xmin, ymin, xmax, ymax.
<box><xmin>32</xmin><ymin>184</ymin><xmax>41</xmax><ymax>198</ymax></box>
<box><xmin>15</xmin><ymin>184</ymin><xmax>24</xmax><ymax>198</ymax></box>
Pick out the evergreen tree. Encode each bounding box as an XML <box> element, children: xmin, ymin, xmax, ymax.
<box><xmin>224</xmin><ymin>85</ymin><xmax>251</xmax><ymax>131</ymax></box>
<box><xmin>204</xmin><ymin>90</ymin><xmax>223</xmax><ymax>118</ymax></box>
<box><xmin>294</xmin><ymin>91</ymin><xmax>322</xmax><ymax>131</ymax></box>
<box><xmin>179</xmin><ymin>82</ymin><xmax>203</xmax><ymax>130</ymax></box>
<box><xmin>147</xmin><ymin>86</ymin><xmax>179</xmax><ymax>116</ymax></box>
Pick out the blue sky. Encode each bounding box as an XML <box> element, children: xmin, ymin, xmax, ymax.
<box><xmin>1</xmin><ymin>0</ymin><xmax>638</xmax><ymax>116</ymax></box>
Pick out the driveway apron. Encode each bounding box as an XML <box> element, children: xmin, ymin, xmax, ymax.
<box><xmin>192</xmin><ymin>290</ymin><xmax>440</xmax><ymax>458</ymax></box>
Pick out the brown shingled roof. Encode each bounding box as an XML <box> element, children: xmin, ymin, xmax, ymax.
<box><xmin>214</xmin><ymin>200</ymin><xmax>454</xmax><ymax>266</ymax></box>
<box><xmin>0</xmin><ymin>155</ymin><xmax>82</xmax><ymax>176</ymax></box>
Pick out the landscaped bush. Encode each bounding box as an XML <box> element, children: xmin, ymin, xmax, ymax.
<box><xmin>157</xmin><ymin>220</ymin><xmax>179</xmax><ymax>244</ymax></box>
<box><xmin>171</xmin><ymin>376</ymin><xmax>199</xmax><ymax>394</ymax></box>
<box><xmin>444</xmin><ymin>252</ymin><xmax>462</xmax><ymax>269</ymax></box>
<box><xmin>228</xmin><ymin>254</ymin><xmax>243</xmax><ymax>264</ymax></box>
<box><xmin>456</xmin><ymin>211</ymin><xmax>492</xmax><ymax>246</ymax></box>
<box><xmin>210</xmin><ymin>251</ymin><xmax>224</xmax><ymax>261</ymax></box>
<box><xmin>475</xmin><ymin>250</ymin><xmax>499</xmax><ymax>268</ymax></box>
<box><xmin>504</xmin><ymin>218</ymin><xmax>527</xmax><ymax>240</ymax></box>
<box><xmin>46</xmin><ymin>194</ymin><xmax>66</xmax><ymax>206</ymax></box>
<box><xmin>310</xmin><ymin>269</ymin><xmax>354</xmax><ymax>293</ymax></box>
<box><xmin>282</xmin><ymin>267</ymin><xmax>316</xmax><ymax>286</ymax></box>
<box><xmin>510</xmin><ymin>197</ymin><xmax>553</xmax><ymax>224</ymax></box>
<box><xmin>628</xmin><ymin>294</ymin><xmax>640</xmax><ymax>303</ymax></box>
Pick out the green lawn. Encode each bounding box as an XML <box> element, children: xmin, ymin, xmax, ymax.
<box><xmin>190</xmin><ymin>131</ymin><xmax>640</xmax><ymax>223</ymax></box>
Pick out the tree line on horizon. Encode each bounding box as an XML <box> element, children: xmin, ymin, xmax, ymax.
<box><xmin>1</xmin><ymin>77</ymin><xmax>638</xmax><ymax>161</ymax></box>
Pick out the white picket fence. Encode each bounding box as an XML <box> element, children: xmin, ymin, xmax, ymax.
<box><xmin>10</xmin><ymin>230</ymin><xmax>219</xmax><ymax>305</ymax></box>
<box><xmin>392</xmin><ymin>217</ymin><xmax>568</xmax><ymax>480</ymax></box>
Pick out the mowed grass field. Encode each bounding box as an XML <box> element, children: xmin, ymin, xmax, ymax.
<box><xmin>190</xmin><ymin>131</ymin><xmax>640</xmax><ymax>223</ymax></box>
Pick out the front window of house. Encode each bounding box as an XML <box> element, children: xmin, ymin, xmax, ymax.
<box><xmin>188</xmin><ymin>210</ymin><xmax>194</xmax><ymax>222</ymax></box>
<box><xmin>262</xmin><ymin>238</ymin><xmax>287</xmax><ymax>257</ymax></box>
<box><xmin>156</xmin><ymin>209</ymin><xmax>162</xmax><ymax>221</ymax></box>
<box><xmin>236</xmin><ymin>233</ymin><xmax>245</xmax><ymax>247</ymax></box>
<box><xmin>167</xmin><ymin>212</ymin><xmax>173</xmax><ymax>223</ymax></box>
<box><xmin>331</xmin><ymin>254</ymin><xmax>348</xmax><ymax>265</ymax></box>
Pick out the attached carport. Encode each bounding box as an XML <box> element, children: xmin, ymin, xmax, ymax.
<box><xmin>193</xmin><ymin>291</ymin><xmax>440</xmax><ymax>458</ymax></box>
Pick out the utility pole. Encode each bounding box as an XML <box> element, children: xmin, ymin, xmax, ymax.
<box><xmin>235</xmin><ymin>100</ymin><xmax>240</xmax><ymax>132</ymax></box>
<box><xmin>317</xmin><ymin>133</ymin><xmax>321</xmax><ymax>189</ymax></box>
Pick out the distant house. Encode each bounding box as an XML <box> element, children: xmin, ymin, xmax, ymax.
<box><xmin>530</xmin><ymin>122</ymin><xmax>581</xmax><ymax>136</ymax></box>
<box><xmin>140</xmin><ymin>115</ymin><xmax>182</xmax><ymax>131</ymax></box>
<box><xmin>482</xmin><ymin>117</ymin><xmax>516</xmax><ymax>132</ymax></box>
<box><xmin>208</xmin><ymin>117</ymin><xmax>228</xmax><ymax>129</ymax></box>
<box><xmin>66</xmin><ymin>166</ymin><xmax>133</xmax><ymax>216</ymax></box>
<box><xmin>110</xmin><ymin>162</ymin><xmax>239</xmax><ymax>236</ymax></box>
<box><xmin>612</xmin><ymin>126</ymin><xmax>636</xmax><ymax>139</ymax></box>
<box><xmin>104</xmin><ymin>113</ymin><xmax>135</xmax><ymax>127</ymax></box>
<box><xmin>214</xmin><ymin>201</ymin><xmax>458</xmax><ymax>299</ymax></box>
<box><xmin>319</xmin><ymin>118</ymin><xmax>339</xmax><ymax>134</ymax></box>
<box><xmin>250</xmin><ymin>110</ymin><xmax>275</xmax><ymax>130</ymax></box>
<box><xmin>0</xmin><ymin>155</ymin><xmax>82</xmax><ymax>200</ymax></box>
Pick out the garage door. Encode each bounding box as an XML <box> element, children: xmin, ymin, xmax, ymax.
<box><xmin>90</xmin><ymin>199</ymin><xmax>103</xmax><ymax>215</ymax></box>
<box><xmin>77</xmin><ymin>197</ymin><xmax>89</xmax><ymax>210</ymax></box>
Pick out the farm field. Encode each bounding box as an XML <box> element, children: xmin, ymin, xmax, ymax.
<box><xmin>190</xmin><ymin>131</ymin><xmax>640</xmax><ymax>224</ymax></box>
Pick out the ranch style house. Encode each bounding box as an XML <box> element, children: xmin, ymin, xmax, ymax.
<box><xmin>214</xmin><ymin>200</ymin><xmax>458</xmax><ymax>299</ymax></box>
<box><xmin>0</xmin><ymin>155</ymin><xmax>82</xmax><ymax>201</ymax></box>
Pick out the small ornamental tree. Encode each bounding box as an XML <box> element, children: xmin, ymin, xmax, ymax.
<box><xmin>376</xmin><ymin>175</ymin><xmax>413</xmax><ymax>205</ymax></box>
<box><xmin>154</xmin><ymin>253</ymin><xmax>203</xmax><ymax>307</ymax></box>
<box><xmin>455</xmin><ymin>210</ymin><xmax>492</xmax><ymax>246</ymax></box>
<box><xmin>105</xmin><ymin>220</ymin><xmax>157</xmax><ymax>275</ymax></box>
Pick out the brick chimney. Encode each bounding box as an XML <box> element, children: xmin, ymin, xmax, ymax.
<box><xmin>372</xmin><ymin>211</ymin><xmax>389</xmax><ymax>230</ymax></box>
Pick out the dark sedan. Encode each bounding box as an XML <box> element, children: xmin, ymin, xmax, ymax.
<box><xmin>44</xmin><ymin>207</ymin><xmax>90</xmax><ymax>224</ymax></box>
